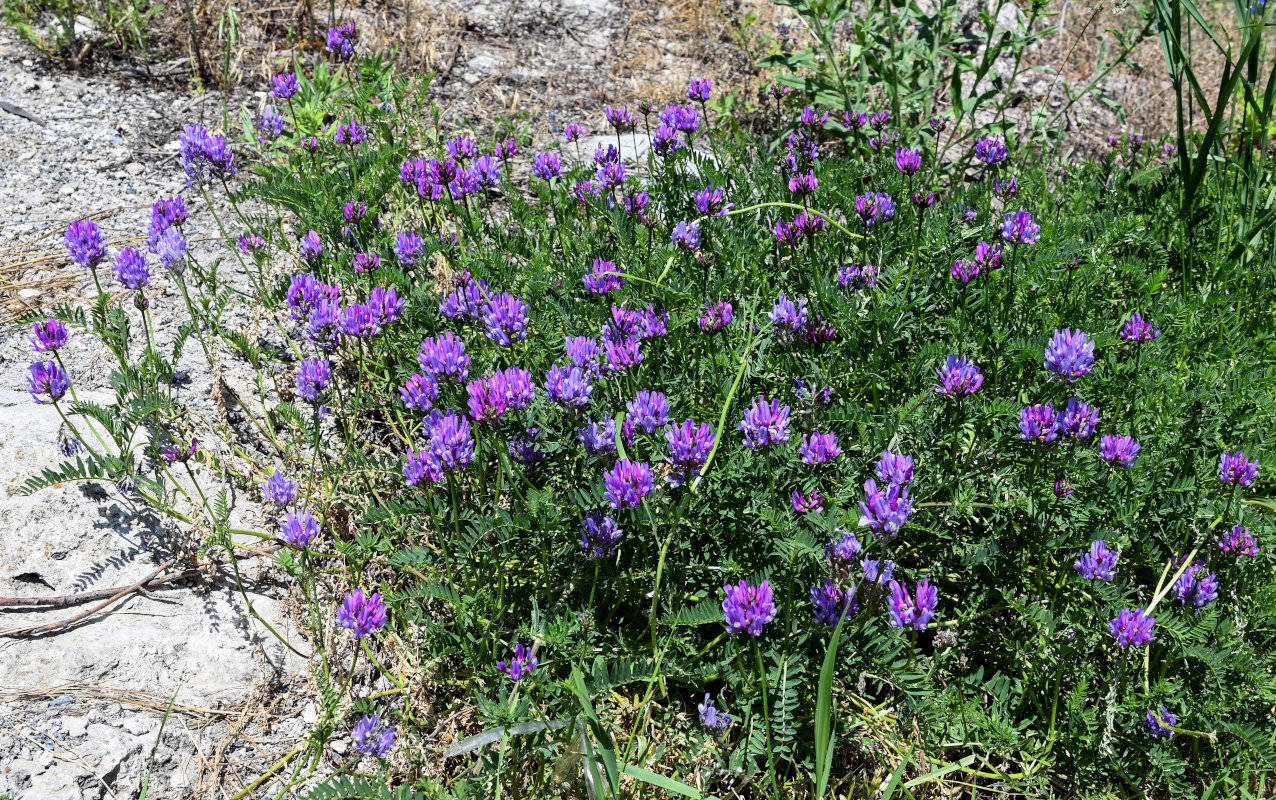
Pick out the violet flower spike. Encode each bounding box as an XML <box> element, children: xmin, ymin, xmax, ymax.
<box><xmin>1108</xmin><ymin>607</ymin><xmax>1155</xmax><ymax>647</ymax></box>
<box><xmin>857</xmin><ymin>478</ymin><xmax>914</xmax><ymax>537</ymax></box>
<box><xmin>279</xmin><ymin>509</ymin><xmax>320</xmax><ymax>547</ymax></box>
<box><xmin>933</xmin><ymin>355</ymin><xmax>984</xmax><ymax>397</ymax></box>
<box><xmin>887</xmin><ymin>578</ymin><xmax>937</xmax><ymax>630</ymax></box>
<box><xmin>65</xmin><ymin>219</ymin><xmax>108</xmax><ymax>269</ymax></box>
<box><xmin>352</xmin><ymin>714</ymin><xmax>396</xmax><ymax>757</ymax></box>
<box><xmin>698</xmin><ymin>693</ymin><xmax>733</xmax><ymax>730</ymax></box>
<box><xmin>790</xmin><ymin>489</ymin><xmax>825</xmax><ymax>513</ymax></box>
<box><xmin>722</xmin><ymin>579</ymin><xmax>777</xmax><ymax>635</ymax></box>
<box><xmin>337</xmin><ymin>589</ymin><xmax>387</xmax><ymax>639</ymax></box>
<box><xmin>1218</xmin><ymin>525</ymin><xmax>1259</xmax><ymax>556</ymax></box>
<box><xmin>1218</xmin><ymin>449</ymin><xmax>1259</xmax><ymax>487</ymax></box>
<box><xmin>1099</xmin><ymin>434</ymin><xmax>1140</xmax><ymax>468</ymax></box>
<box><xmin>603</xmin><ymin>459</ymin><xmax>654</xmax><ymax>509</ymax></box>
<box><xmin>1074</xmin><ymin>540</ymin><xmax>1117</xmax><ymax>581</ymax></box>
<box><xmin>1043</xmin><ymin>329</ymin><xmax>1095</xmax><ymax>383</ymax></box>
<box><xmin>811</xmin><ymin>580</ymin><xmax>857</xmax><ymax>626</ymax></box>
<box><xmin>497</xmin><ymin>642</ymin><xmax>538</xmax><ymax>680</ymax></box>
<box><xmin>1019</xmin><ymin>403</ymin><xmax>1058</xmax><ymax>444</ymax></box>
<box><xmin>875</xmin><ymin>450</ymin><xmax>914</xmax><ymax>486</ymax></box>
<box><xmin>1173</xmin><ymin>561</ymin><xmax>1218</xmax><ymax>611</ymax></box>
<box><xmin>738</xmin><ymin>395</ymin><xmax>791</xmax><ymax>449</ymax></box>
<box><xmin>799</xmin><ymin>431</ymin><xmax>841</xmax><ymax>465</ymax></box>
<box><xmin>1146</xmin><ymin>706</ymin><xmax>1177</xmax><ymax>739</ymax></box>
<box><xmin>29</xmin><ymin>319</ymin><xmax>69</xmax><ymax>353</ymax></box>
<box><xmin>579</xmin><ymin>513</ymin><xmax>624</xmax><ymax>559</ymax></box>
<box><xmin>1121</xmin><ymin>312</ymin><xmax>1160</xmax><ymax>342</ymax></box>
<box><xmin>1000</xmin><ymin>210</ymin><xmax>1041</xmax><ymax>244</ymax></box>
<box><xmin>263</xmin><ymin>469</ymin><xmax>299</xmax><ymax>506</ymax></box>
<box><xmin>28</xmin><ymin>361</ymin><xmax>70</xmax><ymax>405</ymax></box>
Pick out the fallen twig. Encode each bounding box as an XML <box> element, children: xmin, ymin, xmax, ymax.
<box><xmin>0</xmin><ymin>558</ymin><xmax>176</xmax><ymax>637</ymax></box>
<box><xmin>0</xmin><ymin>566</ymin><xmax>203</xmax><ymax>610</ymax></box>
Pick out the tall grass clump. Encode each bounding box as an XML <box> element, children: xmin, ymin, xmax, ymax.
<box><xmin>18</xmin><ymin>2</ymin><xmax>1276</xmax><ymax>797</ymax></box>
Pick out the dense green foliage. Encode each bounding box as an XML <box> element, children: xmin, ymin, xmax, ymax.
<box><xmin>20</xmin><ymin>3</ymin><xmax>1276</xmax><ymax>798</ymax></box>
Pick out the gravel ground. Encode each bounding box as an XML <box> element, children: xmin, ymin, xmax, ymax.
<box><xmin>0</xmin><ymin>27</ymin><xmax>324</xmax><ymax>800</ymax></box>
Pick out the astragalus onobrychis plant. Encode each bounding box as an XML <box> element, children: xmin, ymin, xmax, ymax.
<box><xmin>23</xmin><ymin>18</ymin><xmax>1276</xmax><ymax>800</ymax></box>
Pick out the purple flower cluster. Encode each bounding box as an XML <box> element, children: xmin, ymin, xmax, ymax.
<box><xmin>1099</xmin><ymin>434</ymin><xmax>1141</xmax><ymax>467</ymax></box>
<box><xmin>531</xmin><ymin>151</ymin><xmax>562</xmax><ymax>181</ymax></box>
<box><xmin>697</xmin><ymin>694</ymin><xmax>732</xmax><ymax>730</ymax></box>
<box><xmin>29</xmin><ymin>319</ymin><xmax>68</xmax><ymax>352</ymax></box>
<box><xmin>858</xmin><ymin>478</ymin><xmax>914</xmax><ymax>537</ymax></box>
<box><xmin>28</xmin><ymin>361</ymin><xmax>70</xmax><ymax>404</ymax></box>
<box><xmin>1019</xmin><ymin>403</ymin><xmax>1058</xmax><ymax>444</ymax></box>
<box><xmin>854</xmin><ymin>192</ymin><xmax>896</xmax><ymax>227</ymax></box>
<box><xmin>1121</xmin><ymin>313</ymin><xmax>1160</xmax><ymax>342</ymax></box>
<box><xmin>483</xmin><ymin>293</ymin><xmax>530</xmax><ymax>345</ymax></box>
<box><xmin>738</xmin><ymin>396</ymin><xmax>791</xmax><ymax>449</ymax></box>
<box><xmin>974</xmin><ymin>136</ymin><xmax>1008</xmax><ymax>164</ymax></box>
<box><xmin>894</xmin><ymin>147</ymin><xmax>921</xmax><ymax>175</ymax></box>
<box><xmin>258</xmin><ymin>105</ymin><xmax>286</xmax><ymax>143</ymax></box>
<box><xmin>465</xmin><ymin>367</ymin><xmax>534</xmax><ymax>423</ymax></box>
<box><xmin>271</xmin><ymin>72</ymin><xmax>299</xmax><ymax>99</ymax></box>
<box><xmin>722</xmin><ymin>579</ymin><xmax>777</xmax><ymax>635</ymax></box>
<box><xmin>418</xmin><ymin>331</ymin><xmax>470</xmax><ymax>382</ymax></box>
<box><xmin>1218</xmin><ymin>450</ymin><xmax>1258</xmax><ymax>486</ymax></box>
<box><xmin>580</xmin><ymin>513</ymin><xmax>624</xmax><ymax>559</ymax></box>
<box><xmin>671</xmin><ymin>221</ymin><xmax>700</xmax><ymax>250</ymax></box>
<box><xmin>398</xmin><ymin>373</ymin><xmax>438</xmax><ymax>412</ymax></box>
<box><xmin>296</xmin><ymin>358</ymin><xmax>332</xmax><ymax>402</ymax></box>
<box><xmin>698</xmin><ymin>301</ymin><xmax>733</xmax><ymax>333</ymax></box>
<box><xmin>694</xmin><ymin>186</ymin><xmax>729</xmax><ymax>215</ymax></box>
<box><xmin>799</xmin><ymin>431</ymin><xmax>841</xmax><ymax>465</ymax></box>
<box><xmin>875</xmin><ymin>451</ymin><xmax>914</xmax><ymax>486</ymax></box>
<box><xmin>497</xmin><ymin>642</ymin><xmax>538</xmax><ymax>680</ymax></box>
<box><xmin>279</xmin><ymin>509</ymin><xmax>320</xmax><ymax>547</ymax></box>
<box><xmin>286</xmin><ymin>273</ymin><xmax>339</xmax><ymax>320</ymax></box>
<box><xmin>887</xmin><ymin>578</ymin><xmax>937</xmax><ymax>630</ymax></box>
<box><xmin>625</xmin><ymin>390</ymin><xmax>669</xmax><ymax>434</ymax></box>
<box><xmin>791</xmin><ymin>490</ymin><xmax>825</xmax><ymax>513</ymax></box>
<box><xmin>1074</xmin><ymin>540</ymin><xmax>1118</xmax><ymax>581</ymax></box>
<box><xmin>934</xmin><ymin>355</ymin><xmax>984</xmax><ymax>397</ymax></box>
<box><xmin>337</xmin><ymin>588</ymin><xmax>387</xmax><ymax>639</ymax></box>
<box><xmin>774</xmin><ymin>211</ymin><xmax>826</xmax><ymax>244</ymax></box>
<box><xmin>811</xmin><ymin>580</ymin><xmax>857</xmax><ymax>625</ymax></box>
<box><xmin>665</xmin><ymin>419</ymin><xmax>715</xmax><ymax>486</ymax></box>
<box><xmin>403</xmin><ymin>410</ymin><xmax>475</xmax><ymax>485</ymax></box>
<box><xmin>1000</xmin><ymin>210</ymin><xmax>1041</xmax><ymax>244</ymax></box>
<box><xmin>603</xmin><ymin>459</ymin><xmax>654</xmax><ymax>509</ymax></box>
<box><xmin>352</xmin><ymin>714</ymin><xmax>396</xmax><ymax>757</ymax></box>
<box><xmin>951</xmin><ymin>258</ymin><xmax>979</xmax><ymax>284</ymax></box>
<box><xmin>263</xmin><ymin>470</ymin><xmax>299</xmax><ymax>506</ymax></box>
<box><xmin>584</xmin><ymin>258</ymin><xmax>626</xmax><ymax>295</ymax></box>
<box><xmin>1146</xmin><ymin>706</ymin><xmax>1177</xmax><ymax>738</ymax></box>
<box><xmin>113</xmin><ymin>248</ymin><xmax>150</xmax><ymax>290</ymax></box>
<box><xmin>1218</xmin><ymin>525</ymin><xmax>1259</xmax><ymax>556</ymax></box>
<box><xmin>975</xmin><ymin>241</ymin><xmax>1001</xmax><ymax>270</ymax></box>
<box><xmin>162</xmin><ymin>437</ymin><xmax>197</xmax><ymax>463</ymax></box>
<box><xmin>769</xmin><ymin>293</ymin><xmax>808</xmax><ymax>335</ymax></box>
<box><xmin>1173</xmin><ymin>561</ymin><xmax>1218</xmax><ymax>611</ymax></box>
<box><xmin>1044</xmin><ymin>329</ymin><xmax>1095</xmax><ymax>383</ymax></box>
<box><xmin>65</xmin><ymin>219</ymin><xmax>108</xmax><ymax>269</ymax></box>
<box><xmin>326</xmin><ymin>21</ymin><xmax>357</xmax><ymax>59</ymax></box>
<box><xmin>180</xmin><ymin>124</ymin><xmax>236</xmax><ymax>183</ymax></box>
<box><xmin>1056</xmin><ymin>397</ymin><xmax>1099</xmax><ymax>441</ymax></box>
<box><xmin>579</xmin><ymin>418</ymin><xmax>617</xmax><ymax>456</ymax></box>
<box><xmin>545</xmin><ymin>364</ymin><xmax>593</xmax><ymax>408</ymax></box>
<box><xmin>1109</xmin><ymin>607</ymin><xmax>1155</xmax><ymax>647</ymax></box>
